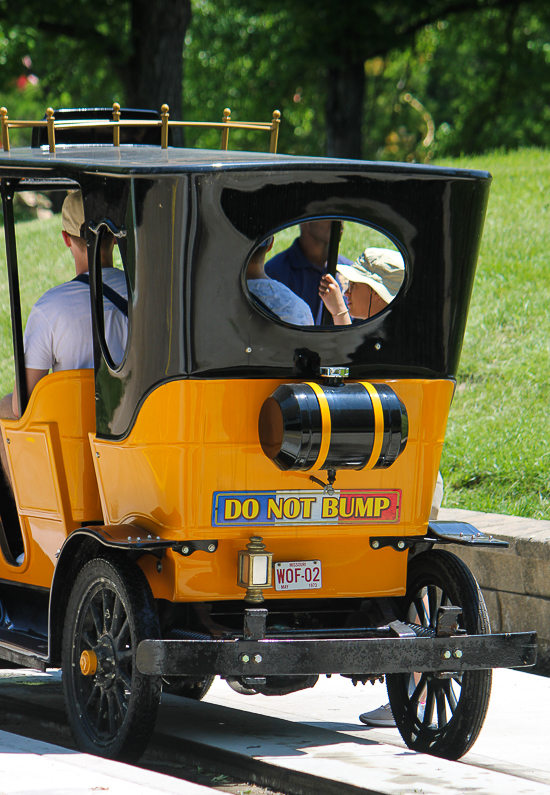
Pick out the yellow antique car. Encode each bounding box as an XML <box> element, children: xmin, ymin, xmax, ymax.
<box><xmin>0</xmin><ymin>105</ymin><xmax>536</xmax><ymax>763</ymax></box>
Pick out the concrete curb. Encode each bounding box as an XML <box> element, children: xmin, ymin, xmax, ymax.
<box><xmin>438</xmin><ymin>508</ymin><xmax>550</xmax><ymax>676</ymax></box>
<box><xmin>0</xmin><ymin>727</ymin><xmax>213</xmax><ymax>794</ymax></box>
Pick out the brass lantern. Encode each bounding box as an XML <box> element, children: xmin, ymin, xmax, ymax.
<box><xmin>238</xmin><ymin>536</ymin><xmax>273</xmax><ymax>603</ymax></box>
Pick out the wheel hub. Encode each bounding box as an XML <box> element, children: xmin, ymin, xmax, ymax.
<box><xmin>79</xmin><ymin>649</ymin><xmax>97</xmax><ymax>676</ymax></box>
<box><xmin>86</xmin><ymin>634</ymin><xmax>118</xmax><ymax>689</ymax></box>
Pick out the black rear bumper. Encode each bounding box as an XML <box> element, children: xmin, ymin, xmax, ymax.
<box><xmin>137</xmin><ymin>630</ymin><xmax>537</xmax><ymax>677</ymax></box>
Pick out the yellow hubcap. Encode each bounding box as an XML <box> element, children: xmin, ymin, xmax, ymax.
<box><xmin>80</xmin><ymin>649</ymin><xmax>98</xmax><ymax>676</ymax></box>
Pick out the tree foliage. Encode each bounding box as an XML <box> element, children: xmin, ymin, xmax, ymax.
<box><xmin>423</xmin><ymin>6</ymin><xmax>550</xmax><ymax>156</ymax></box>
<box><xmin>183</xmin><ymin>0</ymin><xmax>550</xmax><ymax>160</ymax></box>
<box><xmin>182</xmin><ymin>1</ymin><xmax>325</xmax><ymax>154</ymax></box>
<box><xmin>231</xmin><ymin>0</ymin><xmax>540</xmax><ymax>158</ymax></box>
<box><xmin>354</xmin><ymin>4</ymin><xmax>550</xmax><ymax>160</ymax></box>
<box><xmin>0</xmin><ymin>0</ymin><xmax>191</xmax><ymax>144</ymax></box>
<box><xmin>2</xmin><ymin>0</ymin><xmax>550</xmax><ymax>160</ymax></box>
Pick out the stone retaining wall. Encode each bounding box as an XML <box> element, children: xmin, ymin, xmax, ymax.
<box><xmin>438</xmin><ymin>508</ymin><xmax>550</xmax><ymax>676</ymax></box>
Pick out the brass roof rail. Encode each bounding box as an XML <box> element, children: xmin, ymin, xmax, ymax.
<box><xmin>0</xmin><ymin>103</ymin><xmax>282</xmax><ymax>154</ymax></box>
<box><xmin>1</xmin><ymin>106</ymin><xmax>57</xmax><ymax>153</ymax></box>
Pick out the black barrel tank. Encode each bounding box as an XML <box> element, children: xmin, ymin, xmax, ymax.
<box><xmin>258</xmin><ymin>381</ymin><xmax>408</xmax><ymax>472</ymax></box>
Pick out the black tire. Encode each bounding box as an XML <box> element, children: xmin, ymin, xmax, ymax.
<box><xmin>386</xmin><ymin>549</ymin><xmax>492</xmax><ymax>760</ymax></box>
<box><xmin>163</xmin><ymin>675</ymin><xmax>215</xmax><ymax>700</ymax></box>
<box><xmin>61</xmin><ymin>556</ymin><xmax>162</xmax><ymax>762</ymax></box>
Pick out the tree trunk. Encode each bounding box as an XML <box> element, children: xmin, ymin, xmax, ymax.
<box><xmin>125</xmin><ymin>0</ymin><xmax>192</xmax><ymax>145</ymax></box>
<box><xmin>325</xmin><ymin>61</ymin><xmax>365</xmax><ymax>160</ymax></box>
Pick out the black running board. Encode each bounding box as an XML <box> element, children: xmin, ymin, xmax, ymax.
<box><xmin>0</xmin><ymin>628</ymin><xmax>48</xmax><ymax>670</ymax></box>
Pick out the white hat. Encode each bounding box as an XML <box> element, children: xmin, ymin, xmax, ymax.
<box><xmin>337</xmin><ymin>247</ymin><xmax>405</xmax><ymax>304</ymax></box>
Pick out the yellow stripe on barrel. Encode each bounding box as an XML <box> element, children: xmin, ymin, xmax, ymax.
<box><xmin>306</xmin><ymin>381</ymin><xmax>332</xmax><ymax>470</ymax></box>
<box><xmin>361</xmin><ymin>382</ymin><xmax>384</xmax><ymax>469</ymax></box>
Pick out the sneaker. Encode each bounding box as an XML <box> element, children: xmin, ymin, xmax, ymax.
<box><xmin>359</xmin><ymin>703</ymin><xmax>396</xmax><ymax>728</ymax></box>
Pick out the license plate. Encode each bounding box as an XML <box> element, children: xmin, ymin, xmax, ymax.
<box><xmin>274</xmin><ymin>560</ymin><xmax>322</xmax><ymax>591</ymax></box>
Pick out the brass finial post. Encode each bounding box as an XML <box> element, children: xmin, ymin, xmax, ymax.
<box><xmin>112</xmin><ymin>102</ymin><xmax>121</xmax><ymax>147</ymax></box>
<box><xmin>220</xmin><ymin>108</ymin><xmax>231</xmax><ymax>150</ymax></box>
<box><xmin>0</xmin><ymin>107</ymin><xmax>9</xmax><ymax>152</ymax></box>
<box><xmin>270</xmin><ymin>110</ymin><xmax>281</xmax><ymax>154</ymax></box>
<box><xmin>46</xmin><ymin>107</ymin><xmax>55</xmax><ymax>153</ymax></box>
<box><xmin>160</xmin><ymin>104</ymin><xmax>169</xmax><ymax>149</ymax></box>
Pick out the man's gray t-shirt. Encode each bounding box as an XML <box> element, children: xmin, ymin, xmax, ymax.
<box><xmin>24</xmin><ymin>268</ymin><xmax>128</xmax><ymax>371</ymax></box>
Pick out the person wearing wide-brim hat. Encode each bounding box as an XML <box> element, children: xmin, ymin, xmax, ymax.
<box><xmin>319</xmin><ymin>247</ymin><xmax>405</xmax><ymax>325</ymax></box>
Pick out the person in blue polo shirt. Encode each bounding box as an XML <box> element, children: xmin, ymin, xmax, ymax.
<box><xmin>265</xmin><ymin>220</ymin><xmax>352</xmax><ymax>324</ymax></box>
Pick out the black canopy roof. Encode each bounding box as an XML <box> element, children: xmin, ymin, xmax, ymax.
<box><xmin>0</xmin><ymin>145</ymin><xmax>491</xmax><ymax>438</ymax></box>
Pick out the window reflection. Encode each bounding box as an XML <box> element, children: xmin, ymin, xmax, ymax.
<box><xmin>246</xmin><ymin>219</ymin><xmax>404</xmax><ymax>327</ymax></box>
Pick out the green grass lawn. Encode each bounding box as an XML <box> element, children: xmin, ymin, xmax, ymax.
<box><xmin>437</xmin><ymin>150</ymin><xmax>550</xmax><ymax>519</ymax></box>
<box><xmin>1</xmin><ymin>149</ymin><xmax>549</xmax><ymax>519</ymax></box>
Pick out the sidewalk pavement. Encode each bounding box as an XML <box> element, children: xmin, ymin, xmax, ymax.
<box><xmin>2</xmin><ymin>666</ymin><xmax>549</xmax><ymax>795</ymax></box>
<box><xmin>0</xmin><ymin>728</ymin><xmax>213</xmax><ymax>795</ymax></box>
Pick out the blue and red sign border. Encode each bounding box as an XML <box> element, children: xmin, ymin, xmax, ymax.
<box><xmin>212</xmin><ymin>489</ymin><xmax>401</xmax><ymax>527</ymax></box>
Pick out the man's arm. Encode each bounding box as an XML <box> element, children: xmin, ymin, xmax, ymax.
<box><xmin>11</xmin><ymin>368</ymin><xmax>49</xmax><ymax>418</ymax></box>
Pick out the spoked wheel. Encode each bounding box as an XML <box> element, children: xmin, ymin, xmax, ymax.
<box><xmin>62</xmin><ymin>556</ymin><xmax>162</xmax><ymax>762</ymax></box>
<box><xmin>386</xmin><ymin>549</ymin><xmax>492</xmax><ymax>760</ymax></box>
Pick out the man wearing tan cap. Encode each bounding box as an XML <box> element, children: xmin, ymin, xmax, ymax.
<box><xmin>0</xmin><ymin>190</ymin><xmax>127</xmax><ymax>491</ymax></box>
<box><xmin>11</xmin><ymin>189</ymin><xmax>127</xmax><ymax>415</ymax></box>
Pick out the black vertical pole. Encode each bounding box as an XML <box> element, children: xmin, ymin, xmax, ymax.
<box><xmin>1</xmin><ymin>179</ymin><xmax>28</xmax><ymax>415</ymax></box>
<box><xmin>321</xmin><ymin>220</ymin><xmax>341</xmax><ymax>325</ymax></box>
